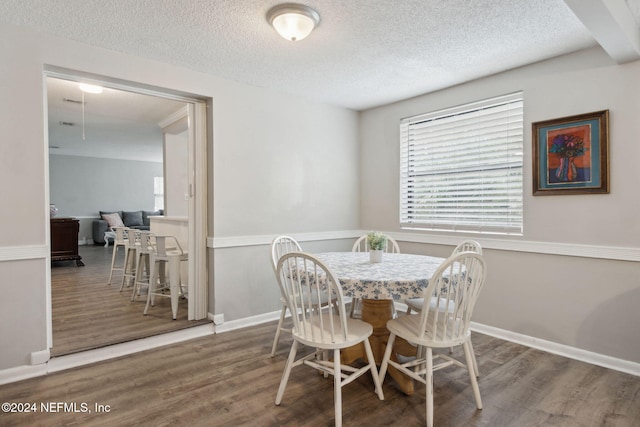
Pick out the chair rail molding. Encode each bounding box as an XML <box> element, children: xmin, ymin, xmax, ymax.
<box><xmin>208</xmin><ymin>230</ymin><xmax>640</xmax><ymax>262</ymax></box>
<box><xmin>0</xmin><ymin>245</ymin><xmax>48</xmax><ymax>262</ymax></box>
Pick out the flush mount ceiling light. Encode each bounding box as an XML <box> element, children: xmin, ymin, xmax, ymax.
<box><xmin>78</xmin><ymin>83</ymin><xmax>103</xmax><ymax>94</ymax></box>
<box><xmin>267</xmin><ymin>3</ymin><xmax>320</xmax><ymax>42</ymax></box>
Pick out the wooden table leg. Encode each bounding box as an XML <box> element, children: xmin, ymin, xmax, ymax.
<box><xmin>361</xmin><ymin>299</ymin><xmax>415</xmax><ymax>396</ymax></box>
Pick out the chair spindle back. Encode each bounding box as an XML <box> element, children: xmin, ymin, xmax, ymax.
<box><xmin>276</xmin><ymin>252</ymin><xmax>348</xmax><ymax>344</ymax></box>
<box><xmin>418</xmin><ymin>252</ymin><xmax>486</xmax><ymax>344</ymax></box>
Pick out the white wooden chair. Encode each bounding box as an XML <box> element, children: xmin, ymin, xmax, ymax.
<box><xmin>405</xmin><ymin>240</ymin><xmax>482</xmax><ymax>314</ymax></box>
<box><xmin>404</xmin><ymin>239</ymin><xmax>482</xmax><ymax>375</ymax></box>
<box><xmin>379</xmin><ymin>252</ymin><xmax>486</xmax><ymax>427</ymax></box>
<box><xmin>130</xmin><ymin>231</ymin><xmax>154</xmax><ymax>302</ymax></box>
<box><xmin>107</xmin><ymin>226</ymin><xmax>129</xmax><ymax>285</ymax></box>
<box><xmin>274</xmin><ymin>252</ymin><xmax>384</xmax><ymax>427</ymax></box>
<box><xmin>350</xmin><ymin>233</ymin><xmax>400</xmax><ymax>318</ymax></box>
<box><xmin>270</xmin><ymin>236</ymin><xmax>337</xmax><ymax>357</ymax></box>
<box><xmin>270</xmin><ymin>235</ymin><xmax>303</xmax><ymax>357</ymax></box>
<box><xmin>144</xmin><ymin>235</ymin><xmax>188</xmax><ymax>320</ymax></box>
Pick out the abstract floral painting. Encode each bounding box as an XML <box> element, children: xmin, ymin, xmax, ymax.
<box><xmin>532</xmin><ymin>110</ymin><xmax>609</xmax><ymax>195</ymax></box>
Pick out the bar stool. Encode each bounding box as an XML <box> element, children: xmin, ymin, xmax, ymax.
<box><xmin>120</xmin><ymin>229</ymin><xmax>141</xmax><ymax>291</ymax></box>
<box><xmin>144</xmin><ymin>235</ymin><xmax>188</xmax><ymax>319</ymax></box>
<box><xmin>131</xmin><ymin>231</ymin><xmax>154</xmax><ymax>301</ymax></box>
<box><xmin>107</xmin><ymin>227</ymin><xmax>129</xmax><ymax>285</ymax></box>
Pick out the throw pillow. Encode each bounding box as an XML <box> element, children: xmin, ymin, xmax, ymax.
<box><xmin>123</xmin><ymin>211</ymin><xmax>144</xmax><ymax>227</ymax></box>
<box><xmin>101</xmin><ymin>212</ymin><xmax>124</xmax><ymax>228</ymax></box>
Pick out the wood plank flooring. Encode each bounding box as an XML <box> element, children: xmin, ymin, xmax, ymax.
<box><xmin>51</xmin><ymin>244</ymin><xmax>210</xmax><ymax>356</ymax></box>
<box><xmin>2</xmin><ymin>322</ymin><xmax>639</xmax><ymax>426</ymax></box>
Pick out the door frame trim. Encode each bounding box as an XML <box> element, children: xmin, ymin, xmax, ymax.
<box><xmin>43</xmin><ymin>67</ymin><xmax>209</xmax><ymax>348</ymax></box>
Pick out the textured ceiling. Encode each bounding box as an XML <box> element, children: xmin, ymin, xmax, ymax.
<box><xmin>46</xmin><ymin>77</ymin><xmax>186</xmax><ymax>162</ymax></box>
<box><xmin>0</xmin><ymin>0</ymin><xmax>603</xmax><ymax>110</ymax></box>
<box><xmin>3</xmin><ymin>0</ymin><xmax>639</xmax><ymax>161</ymax></box>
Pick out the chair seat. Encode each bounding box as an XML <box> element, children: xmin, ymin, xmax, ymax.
<box><xmin>387</xmin><ymin>310</ymin><xmax>470</xmax><ymax>349</ymax></box>
<box><xmin>405</xmin><ymin>296</ymin><xmax>456</xmax><ymax>313</ymax></box>
<box><xmin>293</xmin><ymin>316</ymin><xmax>373</xmax><ymax>349</ymax></box>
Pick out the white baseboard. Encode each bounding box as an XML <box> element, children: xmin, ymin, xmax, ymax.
<box><xmin>213</xmin><ymin>310</ymin><xmax>283</xmax><ymax>333</ymax></box>
<box><xmin>470</xmin><ymin>322</ymin><xmax>640</xmax><ymax>377</ymax></box>
<box><xmin>0</xmin><ymin>323</ymin><xmax>215</xmax><ymax>385</ymax></box>
<box><xmin>0</xmin><ymin>364</ymin><xmax>48</xmax><ymax>386</ymax></box>
<box><xmin>397</xmin><ymin>303</ymin><xmax>639</xmax><ymax>376</ymax></box>
<box><xmin>30</xmin><ymin>349</ymin><xmax>50</xmax><ymax>365</ymax></box>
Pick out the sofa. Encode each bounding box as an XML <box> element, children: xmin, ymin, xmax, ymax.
<box><xmin>92</xmin><ymin>210</ymin><xmax>163</xmax><ymax>245</ymax></box>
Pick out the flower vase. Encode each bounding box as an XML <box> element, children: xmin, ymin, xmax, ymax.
<box><xmin>556</xmin><ymin>157</ymin><xmax>577</xmax><ymax>182</ymax></box>
<box><xmin>370</xmin><ymin>249</ymin><xmax>383</xmax><ymax>263</ymax></box>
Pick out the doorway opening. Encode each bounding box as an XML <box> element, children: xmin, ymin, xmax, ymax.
<box><xmin>44</xmin><ymin>69</ymin><xmax>208</xmax><ymax>355</ymax></box>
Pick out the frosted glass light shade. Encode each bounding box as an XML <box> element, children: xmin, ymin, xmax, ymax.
<box><xmin>267</xmin><ymin>4</ymin><xmax>320</xmax><ymax>42</ymax></box>
<box><xmin>79</xmin><ymin>83</ymin><xmax>103</xmax><ymax>94</ymax></box>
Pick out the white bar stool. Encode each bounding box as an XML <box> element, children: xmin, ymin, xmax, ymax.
<box><xmin>107</xmin><ymin>227</ymin><xmax>129</xmax><ymax>285</ymax></box>
<box><xmin>131</xmin><ymin>231</ymin><xmax>154</xmax><ymax>301</ymax></box>
<box><xmin>144</xmin><ymin>235</ymin><xmax>188</xmax><ymax>319</ymax></box>
<box><xmin>120</xmin><ymin>229</ymin><xmax>141</xmax><ymax>291</ymax></box>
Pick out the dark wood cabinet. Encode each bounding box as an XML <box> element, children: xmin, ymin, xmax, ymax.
<box><xmin>50</xmin><ymin>217</ymin><xmax>84</xmax><ymax>266</ymax></box>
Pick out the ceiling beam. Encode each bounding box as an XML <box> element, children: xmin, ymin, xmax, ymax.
<box><xmin>564</xmin><ymin>0</ymin><xmax>640</xmax><ymax>63</ymax></box>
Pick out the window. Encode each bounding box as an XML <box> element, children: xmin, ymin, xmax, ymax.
<box><xmin>154</xmin><ymin>176</ymin><xmax>164</xmax><ymax>211</ymax></box>
<box><xmin>400</xmin><ymin>92</ymin><xmax>523</xmax><ymax>235</ymax></box>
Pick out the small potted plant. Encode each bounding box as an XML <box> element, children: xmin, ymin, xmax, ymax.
<box><xmin>367</xmin><ymin>231</ymin><xmax>387</xmax><ymax>263</ymax></box>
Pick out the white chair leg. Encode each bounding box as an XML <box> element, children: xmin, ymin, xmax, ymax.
<box><xmin>169</xmin><ymin>256</ymin><xmax>180</xmax><ymax>320</ymax></box>
<box><xmin>120</xmin><ymin>248</ymin><xmax>135</xmax><ymax>291</ymax></box>
<box><xmin>469</xmin><ymin>340</ymin><xmax>480</xmax><ymax>377</ymax></box>
<box><xmin>464</xmin><ymin>341</ymin><xmax>483</xmax><ymax>409</ymax></box>
<box><xmin>108</xmin><ymin>244</ymin><xmax>119</xmax><ymax>285</ymax></box>
<box><xmin>426</xmin><ymin>347</ymin><xmax>434</xmax><ymax>427</ymax></box>
<box><xmin>131</xmin><ymin>252</ymin><xmax>144</xmax><ymax>301</ymax></box>
<box><xmin>333</xmin><ymin>348</ymin><xmax>342</xmax><ymax>427</ymax></box>
<box><xmin>363</xmin><ymin>338</ymin><xmax>384</xmax><ymax>400</ymax></box>
<box><xmin>417</xmin><ymin>345</ymin><xmax>425</xmax><ymax>359</ymax></box>
<box><xmin>270</xmin><ymin>304</ymin><xmax>287</xmax><ymax>357</ymax></box>
<box><xmin>378</xmin><ymin>333</ymin><xmax>396</xmax><ymax>385</ymax></box>
<box><xmin>143</xmin><ymin>258</ymin><xmax>158</xmax><ymax>315</ymax></box>
<box><xmin>275</xmin><ymin>341</ymin><xmax>298</xmax><ymax>405</ymax></box>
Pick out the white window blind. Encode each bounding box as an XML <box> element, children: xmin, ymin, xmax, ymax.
<box><xmin>154</xmin><ymin>176</ymin><xmax>164</xmax><ymax>211</ymax></box>
<box><xmin>400</xmin><ymin>92</ymin><xmax>523</xmax><ymax>235</ymax></box>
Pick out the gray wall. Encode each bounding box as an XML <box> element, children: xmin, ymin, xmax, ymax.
<box><xmin>49</xmin><ymin>155</ymin><xmax>162</xmax><ymax>217</ymax></box>
<box><xmin>49</xmin><ymin>155</ymin><xmax>162</xmax><ymax>241</ymax></box>
<box><xmin>0</xmin><ymin>21</ymin><xmax>359</xmax><ymax>370</ymax></box>
<box><xmin>359</xmin><ymin>46</ymin><xmax>640</xmax><ymax>363</ymax></box>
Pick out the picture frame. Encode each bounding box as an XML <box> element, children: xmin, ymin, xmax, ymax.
<box><xmin>532</xmin><ymin>110</ymin><xmax>609</xmax><ymax>195</ymax></box>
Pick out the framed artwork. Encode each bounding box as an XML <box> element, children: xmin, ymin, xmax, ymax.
<box><xmin>532</xmin><ymin>110</ymin><xmax>609</xmax><ymax>195</ymax></box>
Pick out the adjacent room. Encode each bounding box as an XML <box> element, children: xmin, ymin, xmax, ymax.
<box><xmin>0</xmin><ymin>1</ymin><xmax>639</xmax><ymax>426</ymax></box>
<box><xmin>46</xmin><ymin>76</ymin><xmax>209</xmax><ymax>356</ymax></box>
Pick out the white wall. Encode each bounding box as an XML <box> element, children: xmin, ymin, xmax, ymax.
<box><xmin>164</xmin><ymin>131</ymin><xmax>189</xmax><ymax>216</ymax></box>
<box><xmin>359</xmin><ymin>46</ymin><xmax>640</xmax><ymax>363</ymax></box>
<box><xmin>0</xmin><ymin>22</ymin><xmax>359</xmax><ymax>370</ymax></box>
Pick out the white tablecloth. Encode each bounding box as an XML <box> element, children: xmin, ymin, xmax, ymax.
<box><xmin>314</xmin><ymin>252</ymin><xmax>445</xmax><ymax>300</ymax></box>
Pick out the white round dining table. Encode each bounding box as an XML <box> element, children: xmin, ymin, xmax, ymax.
<box><xmin>314</xmin><ymin>252</ymin><xmax>445</xmax><ymax>300</ymax></box>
